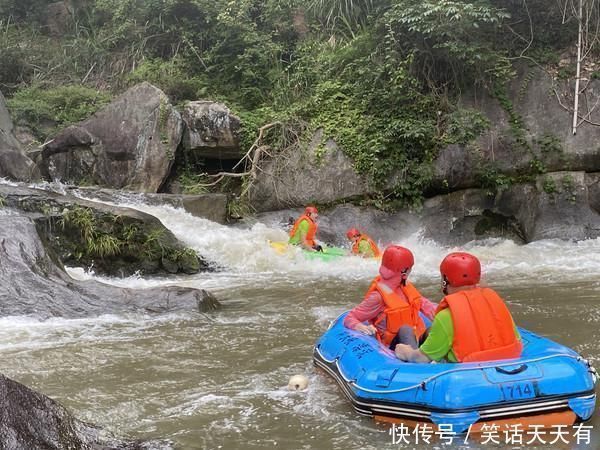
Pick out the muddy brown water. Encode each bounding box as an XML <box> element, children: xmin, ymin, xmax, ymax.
<box><xmin>0</xmin><ymin>197</ymin><xmax>598</xmax><ymax>449</ymax></box>
<box><xmin>0</xmin><ymin>276</ymin><xmax>598</xmax><ymax>450</ymax></box>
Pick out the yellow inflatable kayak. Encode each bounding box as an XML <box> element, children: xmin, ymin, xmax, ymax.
<box><xmin>269</xmin><ymin>241</ymin><xmax>289</xmax><ymax>255</ymax></box>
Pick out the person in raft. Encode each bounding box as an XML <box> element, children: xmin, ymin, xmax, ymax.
<box><xmin>394</xmin><ymin>252</ymin><xmax>523</xmax><ymax>363</ymax></box>
<box><xmin>289</xmin><ymin>206</ymin><xmax>323</xmax><ymax>252</ymax></box>
<box><xmin>344</xmin><ymin>245</ymin><xmax>436</xmax><ymax>350</ymax></box>
<box><xmin>346</xmin><ymin>228</ymin><xmax>381</xmax><ymax>258</ymax></box>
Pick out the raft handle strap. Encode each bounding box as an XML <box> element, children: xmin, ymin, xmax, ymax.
<box><xmin>495</xmin><ymin>364</ymin><xmax>527</xmax><ymax>375</ymax></box>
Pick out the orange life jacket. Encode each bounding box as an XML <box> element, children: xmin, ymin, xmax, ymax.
<box><xmin>289</xmin><ymin>215</ymin><xmax>317</xmax><ymax>247</ymax></box>
<box><xmin>367</xmin><ymin>276</ymin><xmax>426</xmax><ymax>346</ymax></box>
<box><xmin>436</xmin><ymin>287</ymin><xmax>523</xmax><ymax>363</ymax></box>
<box><xmin>351</xmin><ymin>235</ymin><xmax>381</xmax><ymax>257</ymax></box>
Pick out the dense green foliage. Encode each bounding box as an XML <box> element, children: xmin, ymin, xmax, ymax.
<box><xmin>0</xmin><ymin>0</ymin><xmax>583</xmax><ymax>207</ymax></box>
<box><xmin>59</xmin><ymin>205</ymin><xmax>201</xmax><ymax>273</ymax></box>
<box><xmin>7</xmin><ymin>85</ymin><xmax>111</xmax><ymax>138</ymax></box>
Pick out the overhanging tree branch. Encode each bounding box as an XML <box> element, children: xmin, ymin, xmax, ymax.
<box><xmin>190</xmin><ymin>121</ymin><xmax>285</xmax><ymax>194</ymax></box>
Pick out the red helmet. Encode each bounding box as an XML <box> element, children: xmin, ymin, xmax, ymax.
<box><xmin>440</xmin><ymin>252</ymin><xmax>481</xmax><ymax>287</ymax></box>
<box><xmin>379</xmin><ymin>245</ymin><xmax>414</xmax><ymax>279</ymax></box>
<box><xmin>346</xmin><ymin>228</ymin><xmax>360</xmax><ymax>240</ymax></box>
<box><xmin>304</xmin><ymin>206</ymin><xmax>318</xmax><ymax>216</ymax></box>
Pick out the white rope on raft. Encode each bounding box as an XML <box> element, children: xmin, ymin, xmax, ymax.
<box><xmin>317</xmin><ymin>348</ymin><xmax>589</xmax><ymax>394</ymax></box>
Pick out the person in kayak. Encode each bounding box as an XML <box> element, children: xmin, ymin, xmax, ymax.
<box><xmin>289</xmin><ymin>206</ymin><xmax>323</xmax><ymax>252</ymax></box>
<box><xmin>394</xmin><ymin>252</ymin><xmax>522</xmax><ymax>363</ymax></box>
<box><xmin>346</xmin><ymin>228</ymin><xmax>381</xmax><ymax>258</ymax></box>
<box><xmin>344</xmin><ymin>245</ymin><xmax>436</xmax><ymax>349</ymax></box>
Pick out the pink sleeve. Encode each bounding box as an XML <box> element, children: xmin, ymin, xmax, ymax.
<box><xmin>344</xmin><ymin>291</ymin><xmax>384</xmax><ymax>330</ymax></box>
<box><xmin>420</xmin><ymin>297</ymin><xmax>438</xmax><ymax>321</ymax></box>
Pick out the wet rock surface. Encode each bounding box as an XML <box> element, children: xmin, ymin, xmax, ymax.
<box><xmin>0</xmin><ymin>91</ymin><xmax>39</xmax><ymax>182</ymax></box>
<box><xmin>181</xmin><ymin>101</ymin><xmax>241</xmax><ymax>159</ymax></box>
<box><xmin>256</xmin><ymin>171</ymin><xmax>600</xmax><ymax>245</ymax></box>
<box><xmin>0</xmin><ymin>214</ymin><xmax>220</xmax><ymax>319</ymax></box>
<box><xmin>0</xmin><ymin>373</ymin><xmax>170</xmax><ymax>450</ymax></box>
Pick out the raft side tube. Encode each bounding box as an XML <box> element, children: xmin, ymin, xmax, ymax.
<box><xmin>314</xmin><ymin>312</ymin><xmax>596</xmax><ymax>431</ymax></box>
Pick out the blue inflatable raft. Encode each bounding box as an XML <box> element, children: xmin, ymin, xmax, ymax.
<box><xmin>313</xmin><ymin>312</ymin><xmax>597</xmax><ymax>431</ymax></box>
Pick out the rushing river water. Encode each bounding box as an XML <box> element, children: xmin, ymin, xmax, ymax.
<box><xmin>0</xmin><ymin>193</ymin><xmax>599</xmax><ymax>449</ymax></box>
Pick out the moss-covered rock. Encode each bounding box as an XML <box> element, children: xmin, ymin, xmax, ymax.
<box><xmin>0</xmin><ymin>183</ymin><xmax>209</xmax><ymax>276</ymax></box>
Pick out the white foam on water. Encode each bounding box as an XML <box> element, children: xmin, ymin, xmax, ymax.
<box><xmin>162</xmin><ymin>393</ymin><xmax>236</xmax><ymax>418</ymax></box>
<box><xmin>0</xmin><ymin>177</ymin><xmax>19</xmax><ymax>186</ymax></box>
<box><xmin>0</xmin><ymin>312</ymin><xmax>198</xmax><ymax>354</ymax></box>
<box><xmin>68</xmin><ymin>189</ymin><xmax>600</xmax><ymax>290</ymax></box>
<box><xmin>0</xmin><ymin>178</ymin><xmax>596</xmax><ymax>288</ymax></box>
<box><xmin>4</xmin><ymin>179</ymin><xmax>600</xmax><ymax>449</ymax></box>
<box><xmin>27</xmin><ymin>179</ymin><xmax>71</xmax><ymax>195</ymax></box>
<box><xmin>310</xmin><ymin>306</ymin><xmax>347</xmax><ymax>328</ymax></box>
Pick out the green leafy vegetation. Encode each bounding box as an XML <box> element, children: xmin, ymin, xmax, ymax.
<box><xmin>443</xmin><ymin>109</ymin><xmax>490</xmax><ymax>146</ymax></box>
<box><xmin>542</xmin><ymin>176</ymin><xmax>558</xmax><ymax>195</ymax></box>
<box><xmin>477</xmin><ymin>163</ymin><xmax>514</xmax><ymax>193</ymax></box>
<box><xmin>561</xmin><ymin>174</ymin><xmax>577</xmax><ymax>203</ymax></box>
<box><xmin>228</xmin><ymin>194</ymin><xmax>253</xmax><ymax>219</ymax></box>
<box><xmin>491</xmin><ymin>83</ymin><xmax>531</xmax><ymax>153</ymax></box>
<box><xmin>126</xmin><ymin>58</ymin><xmax>206</xmax><ymax>104</ymax></box>
<box><xmin>0</xmin><ymin>0</ymin><xmax>584</xmax><ymax>208</ymax></box>
<box><xmin>542</xmin><ymin>174</ymin><xmax>577</xmax><ymax>203</ymax></box>
<box><xmin>58</xmin><ymin>206</ymin><xmax>199</xmax><ymax>272</ymax></box>
<box><xmin>177</xmin><ymin>172</ymin><xmax>210</xmax><ymax>195</ymax></box>
<box><xmin>536</xmin><ymin>133</ymin><xmax>564</xmax><ymax>156</ymax></box>
<box><xmin>7</xmin><ymin>85</ymin><xmax>111</xmax><ymax>140</ymax></box>
<box><xmin>557</xmin><ymin>65</ymin><xmax>576</xmax><ymax>80</ymax></box>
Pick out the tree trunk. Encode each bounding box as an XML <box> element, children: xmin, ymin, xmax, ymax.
<box><xmin>573</xmin><ymin>0</ymin><xmax>584</xmax><ymax>135</ymax></box>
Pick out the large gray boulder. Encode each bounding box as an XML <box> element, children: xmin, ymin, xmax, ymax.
<box><xmin>496</xmin><ymin>171</ymin><xmax>600</xmax><ymax>241</ymax></box>
<box><xmin>311</xmin><ymin>204</ymin><xmax>420</xmax><ymax>247</ymax></box>
<box><xmin>516</xmin><ymin>68</ymin><xmax>600</xmax><ymax>171</ymax></box>
<box><xmin>431</xmin><ymin>67</ymin><xmax>600</xmax><ymax>191</ymax></box>
<box><xmin>0</xmin><ymin>213</ymin><xmax>220</xmax><ymax>319</ymax></box>
<box><xmin>421</xmin><ymin>171</ymin><xmax>600</xmax><ymax>244</ymax></box>
<box><xmin>0</xmin><ymin>373</ymin><xmax>164</xmax><ymax>449</ymax></box>
<box><xmin>181</xmin><ymin>101</ymin><xmax>241</xmax><ymax>159</ymax></box>
<box><xmin>420</xmin><ymin>189</ymin><xmax>525</xmax><ymax>245</ymax></box>
<box><xmin>255</xmin><ymin>171</ymin><xmax>600</xmax><ymax>246</ymax></box>
<box><xmin>249</xmin><ymin>128</ymin><xmax>370</xmax><ymax>212</ymax></box>
<box><xmin>40</xmin><ymin>82</ymin><xmax>182</xmax><ymax>192</ymax></box>
<box><xmin>142</xmin><ymin>192</ymin><xmax>228</xmax><ymax>223</ymax></box>
<box><xmin>588</xmin><ymin>172</ymin><xmax>600</xmax><ymax>214</ymax></box>
<box><xmin>0</xmin><ymin>91</ymin><xmax>39</xmax><ymax>182</ymax></box>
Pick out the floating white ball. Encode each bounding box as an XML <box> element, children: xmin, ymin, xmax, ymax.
<box><xmin>288</xmin><ymin>374</ymin><xmax>309</xmax><ymax>391</ymax></box>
